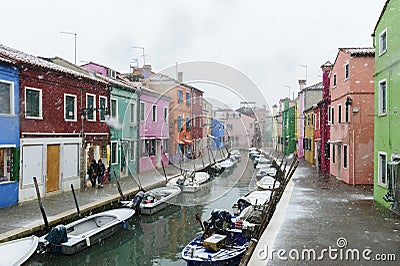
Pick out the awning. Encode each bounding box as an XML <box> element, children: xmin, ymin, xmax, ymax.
<box><xmin>327</xmin><ymin>140</ymin><xmax>342</xmax><ymax>144</ymax></box>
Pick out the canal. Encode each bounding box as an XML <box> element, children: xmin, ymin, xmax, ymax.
<box><xmin>26</xmin><ymin>157</ymin><xmax>256</xmax><ymax>266</ymax></box>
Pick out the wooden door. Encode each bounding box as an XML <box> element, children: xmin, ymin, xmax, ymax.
<box><xmin>46</xmin><ymin>145</ymin><xmax>60</xmax><ymax>193</ymax></box>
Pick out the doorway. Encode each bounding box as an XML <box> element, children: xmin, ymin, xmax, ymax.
<box><xmin>46</xmin><ymin>145</ymin><xmax>60</xmax><ymax>193</ymax></box>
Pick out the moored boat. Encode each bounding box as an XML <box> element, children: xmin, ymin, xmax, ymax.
<box><xmin>0</xmin><ymin>235</ymin><xmax>39</xmax><ymax>265</ymax></box>
<box><xmin>167</xmin><ymin>171</ymin><xmax>210</xmax><ymax>193</ymax></box>
<box><xmin>138</xmin><ymin>186</ymin><xmax>181</xmax><ymax>215</ymax></box>
<box><xmin>38</xmin><ymin>208</ymin><xmax>135</xmax><ymax>255</ymax></box>
<box><xmin>182</xmin><ymin>209</ymin><xmax>250</xmax><ymax>266</ymax></box>
<box><xmin>232</xmin><ymin>190</ymin><xmax>272</xmax><ymax>215</ymax></box>
<box><xmin>256</xmin><ymin>175</ymin><xmax>280</xmax><ymax>190</ymax></box>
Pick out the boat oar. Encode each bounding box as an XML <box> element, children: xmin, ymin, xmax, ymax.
<box><xmin>33</xmin><ymin>176</ymin><xmax>50</xmax><ymax>233</ymax></box>
<box><xmin>161</xmin><ymin>160</ymin><xmax>168</xmax><ymax>184</ymax></box>
<box><xmin>113</xmin><ymin>170</ymin><xmax>125</xmax><ymax>200</ymax></box>
<box><xmin>71</xmin><ymin>184</ymin><xmax>82</xmax><ymax>218</ymax></box>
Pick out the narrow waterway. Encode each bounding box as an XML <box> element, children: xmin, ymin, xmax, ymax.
<box><xmin>27</xmin><ymin>156</ymin><xmax>256</xmax><ymax>266</ymax></box>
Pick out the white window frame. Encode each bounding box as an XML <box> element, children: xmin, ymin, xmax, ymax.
<box><xmin>331</xmin><ymin>106</ymin><xmax>335</xmax><ymax>125</ymax></box>
<box><xmin>332</xmin><ymin>144</ymin><xmax>336</xmax><ymax>164</ymax></box>
<box><xmin>86</xmin><ymin>93</ymin><xmax>96</xmax><ymax>121</ymax></box>
<box><xmin>130</xmin><ymin>102</ymin><xmax>137</xmax><ymax>124</ymax></box>
<box><xmin>344</xmin><ymin>63</ymin><xmax>349</xmax><ymax>80</ymax></box>
<box><xmin>164</xmin><ymin>107</ymin><xmax>168</xmax><ymax>123</ymax></box>
<box><xmin>338</xmin><ymin>104</ymin><xmax>342</xmax><ymax>124</ymax></box>
<box><xmin>328</xmin><ymin>106</ymin><xmax>331</xmax><ymax>125</ymax></box>
<box><xmin>64</xmin><ymin>93</ymin><xmax>77</xmax><ymax>121</ymax></box>
<box><xmin>378</xmin><ymin>79</ymin><xmax>387</xmax><ymax>116</ymax></box>
<box><xmin>378</xmin><ymin>152</ymin><xmax>387</xmax><ymax>187</ymax></box>
<box><xmin>130</xmin><ymin>141</ymin><xmax>135</xmax><ymax>162</ymax></box>
<box><xmin>99</xmin><ymin>96</ymin><xmax>108</xmax><ymax>122</ymax></box>
<box><xmin>110</xmin><ymin>98</ymin><xmax>118</xmax><ymax>120</ymax></box>
<box><xmin>0</xmin><ymin>79</ymin><xmax>14</xmax><ymax>116</ymax></box>
<box><xmin>140</xmin><ymin>102</ymin><xmax>146</xmax><ymax>122</ymax></box>
<box><xmin>111</xmin><ymin>141</ymin><xmax>118</xmax><ymax>165</ymax></box>
<box><xmin>345</xmin><ymin>103</ymin><xmax>349</xmax><ymax>123</ymax></box>
<box><xmin>152</xmin><ymin>104</ymin><xmax>157</xmax><ymax>123</ymax></box>
<box><xmin>25</xmin><ymin>87</ymin><xmax>42</xmax><ymax>119</ymax></box>
<box><xmin>379</xmin><ymin>28</ymin><xmax>387</xmax><ymax>56</ymax></box>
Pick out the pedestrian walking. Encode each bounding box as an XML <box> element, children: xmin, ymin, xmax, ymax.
<box><xmin>97</xmin><ymin>159</ymin><xmax>105</xmax><ymax>188</ymax></box>
<box><xmin>88</xmin><ymin>159</ymin><xmax>97</xmax><ymax>188</ymax></box>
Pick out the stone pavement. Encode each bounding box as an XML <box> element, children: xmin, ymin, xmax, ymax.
<box><xmin>0</xmin><ymin>154</ymin><xmax>223</xmax><ymax>243</ymax></box>
<box><xmin>249</xmin><ymin>159</ymin><xmax>400</xmax><ymax>265</ymax></box>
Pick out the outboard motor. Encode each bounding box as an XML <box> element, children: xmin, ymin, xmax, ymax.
<box><xmin>131</xmin><ymin>190</ymin><xmax>145</xmax><ymax>211</ymax></box>
<box><xmin>208</xmin><ymin>209</ymin><xmax>232</xmax><ymax>234</ymax></box>
<box><xmin>45</xmin><ymin>224</ymin><xmax>68</xmax><ymax>254</ymax></box>
<box><xmin>237</xmin><ymin>197</ymin><xmax>252</xmax><ymax>213</ymax></box>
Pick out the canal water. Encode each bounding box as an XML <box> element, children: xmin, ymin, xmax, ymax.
<box><xmin>27</xmin><ymin>157</ymin><xmax>256</xmax><ymax>266</ymax></box>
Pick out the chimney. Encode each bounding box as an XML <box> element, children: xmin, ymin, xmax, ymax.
<box><xmin>178</xmin><ymin>72</ymin><xmax>183</xmax><ymax>82</ymax></box>
<box><xmin>143</xmin><ymin>64</ymin><xmax>152</xmax><ymax>79</ymax></box>
<box><xmin>298</xmin><ymin>79</ymin><xmax>306</xmax><ymax>92</ymax></box>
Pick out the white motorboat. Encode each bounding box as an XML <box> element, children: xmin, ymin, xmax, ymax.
<box><xmin>167</xmin><ymin>171</ymin><xmax>210</xmax><ymax>193</ymax></box>
<box><xmin>232</xmin><ymin>190</ymin><xmax>273</xmax><ymax>215</ymax></box>
<box><xmin>39</xmin><ymin>208</ymin><xmax>135</xmax><ymax>255</ymax></box>
<box><xmin>138</xmin><ymin>186</ymin><xmax>181</xmax><ymax>215</ymax></box>
<box><xmin>0</xmin><ymin>235</ymin><xmax>38</xmax><ymax>265</ymax></box>
<box><xmin>256</xmin><ymin>176</ymin><xmax>281</xmax><ymax>190</ymax></box>
<box><xmin>215</xmin><ymin>157</ymin><xmax>237</xmax><ymax>172</ymax></box>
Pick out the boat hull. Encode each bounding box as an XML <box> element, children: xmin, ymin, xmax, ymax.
<box><xmin>0</xmin><ymin>235</ymin><xmax>38</xmax><ymax>265</ymax></box>
<box><xmin>139</xmin><ymin>186</ymin><xmax>181</xmax><ymax>215</ymax></box>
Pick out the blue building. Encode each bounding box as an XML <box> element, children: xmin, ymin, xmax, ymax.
<box><xmin>211</xmin><ymin>118</ymin><xmax>225</xmax><ymax>149</ymax></box>
<box><xmin>0</xmin><ymin>56</ymin><xmax>20</xmax><ymax>208</ymax></box>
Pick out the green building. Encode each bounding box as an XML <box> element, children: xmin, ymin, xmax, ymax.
<box><xmin>282</xmin><ymin>99</ymin><xmax>296</xmax><ymax>155</ymax></box>
<box><xmin>373</xmin><ymin>0</ymin><xmax>400</xmax><ymax>213</ymax></box>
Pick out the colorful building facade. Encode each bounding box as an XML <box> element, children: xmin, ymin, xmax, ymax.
<box><xmin>329</xmin><ymin>48</ymin><xmax>375</xmax><ymax>185</ymax></box>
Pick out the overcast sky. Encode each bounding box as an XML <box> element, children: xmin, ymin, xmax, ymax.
<box><xmin>0</xmin><ymin>0</ymin><xmax>386</xmax><ymax>110</ymax></box>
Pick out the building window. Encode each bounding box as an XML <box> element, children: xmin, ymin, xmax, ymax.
<box><xmin>110</xmin><ymin>98</ymin><xmax>118</xmax><ymax>120</ymax></box>
<box><xmin>152</xmin><ymin>105</ymin><xmax>157</xmax><ymax>123</ymax></box>
<box><xmin>345</xmin><ymin>63</ymin><xmax>349</xmax><ymax>80</ymax></box>
<box><xmin>345</xmin><ymin>104</ymin><xmax>349</xmax><ymax>123</ymax></box>
<box><xmin>25</xmin><ymin>87</ymin><xmax>42</xmax><ymax>119</ymax></box>
<box><xmin>378</xmin><ymin>152</ymin><xmax>387</xmax><ymax>186</ymax></box>
<box><xmin>333</xmin><ymin>74</ymin><xmax>337</xmax><ymax>87</ymax></box>
<box><xmin>178</xmin><ymin>90</ymin><xmax>183</xmax><ymax>103</ymax></box>
<box><xmin>332</xmin><ymin>144</ymin><xmax>336</xmax><ymax>164</ymax></box>
<box><xmin>178</xmin><ymin>115</ymin><xmax>183</xmax><ymax>131</ymax></box>
<box><xmin>379</xmin><ymin>80</ymin><xmax>387</xmax><ymax>115</ymax></box>
<box><xmin>130</xmin><ymin>102</ymin><xmax>136</xmax><ymax>124</ymax></box>
<box><xmin>86</xmin><ymin>94</ymin><xmax>96</xmax><ymax>121</ymax></box>
<box><xmin>0</xmin><ymin>80</ymin><xmax>14</xmax><ymax>115</ymax></box>
<box><xmin>99</xmin><ymin>96</ymin><xmax>107</xmax><ymax>121</ymax></box>
<box><xmin>163</xmin><ymin>139</ymin><xmax>169</xmax><ymax>154</ymax></box>
<box><xmin>343</xmin><ymin>145</ymin><xmax>348</xmax><ymax>169</ymax></box>
<box><xmin>186</xmin><ymin>92</ymin><xmax>191</xmax><ymax>105</ymax></box>
<box><xmin>164</xmin><ymin>107</ymin><xmax>168</xmax><ymax>123</ymax></box>
<box><xmin>64</xmin><ymin>94</ymin><xmax>77</xmax><ymax>121</ymax></box>
<box><xmin>186</xmin><ymin>117</ymin><xmax>191</xmax><ymax>131</ymax></box>
<box><xmin>129</xmin><ymin>141</ymin><xmax>135</xmax><ymax>161</ymax></box>
<box><xmin>338</xmin><ymin>104</ymin><xmax>342</xmax><ymax>123</ymax></box>
<box><xmin>379</xmin><ymin>28</ymin><xmax>387</xmax><ymax>56</ymax></box>
<box><xmin>140</xmin><ymin>102</ymin><xmax>145</xmax><ymax>122</ymax></box>
<box><xmin>149</xmin><ymin>139</ymin><xmax>156</xmax><ymax>156</ymax></box>
<box><xmin>111</xmin><ymin>141</ymin><xmax>118</xmax><ymax>165</ymax></box>
<box><xmin>331</xmin><ymin>106</ymin><xmax>335</xmax><ymax>125</ymax></box>
<box><xmin>141</xmin><ymin>139</ymin><xmax>148</xmax><ymax>157</ymax></box>
<box><xmin>328</xmin><ymin>106</ymin><xmax>331</xmax><ymax>125</ymax></box>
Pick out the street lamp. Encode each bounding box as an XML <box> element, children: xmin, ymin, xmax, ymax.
<box><xmin>61</xmin><ymin>31</ymin><xmax>77</xmax><ymax>64</ymax></box>
<box><xmin>133</xmin><ymin>46</ymin><xmax>146</xmax><ymax>66</ymax></box>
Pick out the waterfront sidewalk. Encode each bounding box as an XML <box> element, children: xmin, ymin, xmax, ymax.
<box><xmin>249</xmin><ymin>160</ymin><xmax>400</xmax><ymax>265</ymax></box>
<box><xmin>0</xmin><ymin>154</ymin><xmax>223</xmax><ymax>243</ymax></box>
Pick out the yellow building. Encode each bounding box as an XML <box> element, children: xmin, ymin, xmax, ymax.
<box><xmin>304</xmin><ymin>107</ymin><xmax>315</xmax><ymax>164</ymax></box>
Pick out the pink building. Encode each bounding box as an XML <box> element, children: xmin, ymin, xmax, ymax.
<box><xmin>329</xmin><ymin>48</ymin><xmax>375</xmax><ymax>184</ymax></box>
<box><xmin>139</xmin><ymin>87</ymin><xmax>170</xmax><ymax>172</ymax></box>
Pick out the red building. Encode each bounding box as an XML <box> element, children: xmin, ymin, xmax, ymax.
<box><xmin>189</xmin><ymin>85</ymin><xmax>204</xmax><ymax>158</ymax></box>
<box><xmin>0</xmin><ymin>45</ymin><xmax>110</xmax><ymax>202</ymax></box>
